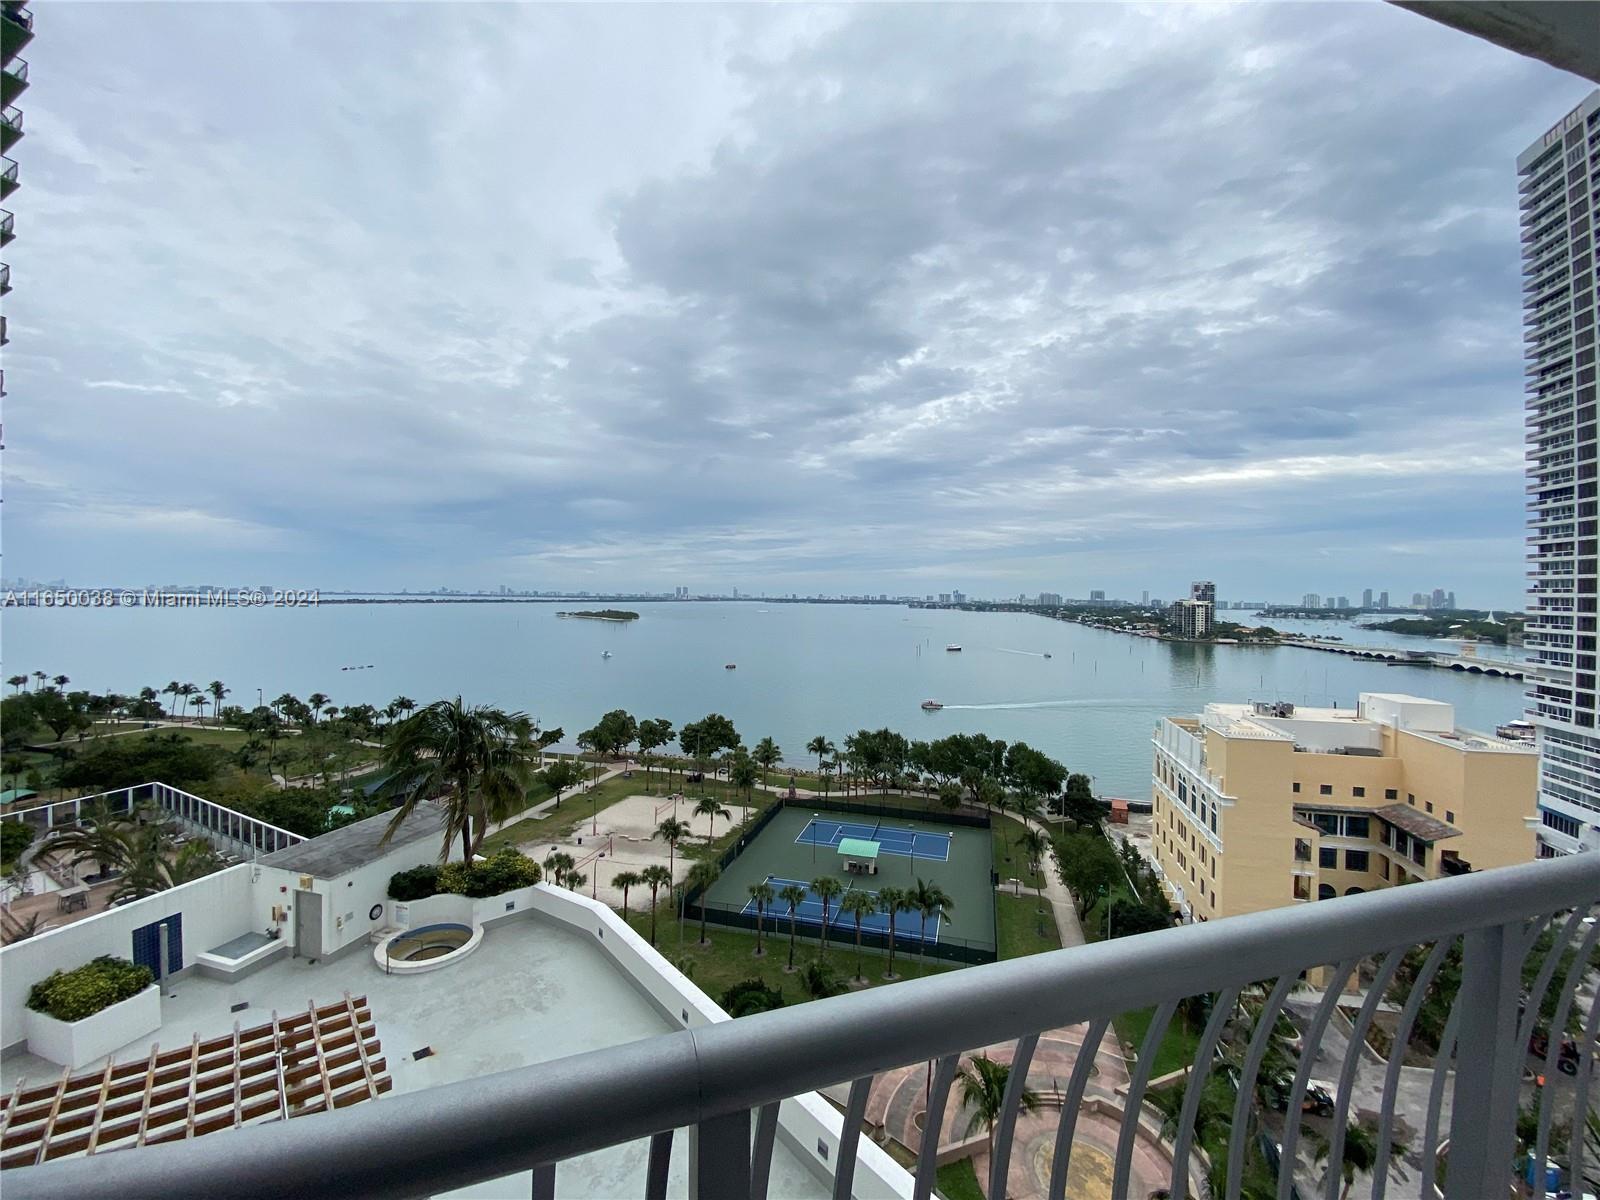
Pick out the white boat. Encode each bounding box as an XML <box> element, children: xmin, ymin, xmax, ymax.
<box><xmin>724</xmin><ymin>663</ymin><xmax>737</xmax><ymax>670</ymax></box>
<box><xmin>1043</xmin><ymin>653</ymin><xmax>1052</xmax><ymax>659</ymax></box>
<box><xmin>921</xmin><ymin>699</ymin><xmax>944</xmax><ymax>711</ymax></box>
<box><xmin>601</xmin><ymin>651</ymin><xmax>611</xmax><ymax>659</ymax></box>
<box><xmin>945</xmin><ymin>644</ymin><xmax>962</xmax><ymax>652</ymax></box>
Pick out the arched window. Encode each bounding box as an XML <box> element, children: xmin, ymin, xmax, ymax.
<box><xmin>1344</xmin><ymin>887</ymin><xmax>1365</xmax><ymax>897</ymax></box>
<box><xmin>1317</xmin><ymin>884</ymin><xmax>1337</xmax><ymax>901</ymax></box>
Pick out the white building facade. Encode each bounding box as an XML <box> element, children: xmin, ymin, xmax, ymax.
<box><xmin>1523</xmin><ymin>89</ymin><xmax>1600</xmax><ymax>856</ymax></box>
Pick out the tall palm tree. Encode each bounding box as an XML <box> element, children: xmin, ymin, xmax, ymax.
<box><xmin>542</xmin><ymin>851</ymin><xmax>578</xmax><ymax>888</ymax></box>
<box><xmin>207</xmin><ymin>681</ymin><xmax>229</xmax><ymax>725</ymax></box>
<box><xmin>693</xmin><ymin>796</ymin><xmax>732</xmax><ymax>843</ymax></box>
<box><xmin>686</xmin><ymin>861</ymin><xmax>720</xmax><ymax>945</ymax></box>
<box><xmin>641</xmin><ymin>865</ymin><xmax>672</xmax><ymax>945</ymax></box>
<box><xmin>752</xmin><ymin>737</ymin><xmax>781</xmax><ymax>788</ymax></box>
<box><xmin>839</xmin><ymin>890</ymin><xmax>879</xmax><ymax>983</ymax></box>
<box><xmin>190</xmin><ymin>696</ymin><xmax>209</xmax><ymax>724</ymax></box>
<box><xmin>820</xmin><ymin>758</ymin><xmax>836</xmax><ymax>798</ymax></box>
<box><xmin>807</xmin><ymin>736</ymin><xmax>835</xmax><ymax>783</ymax></box>
<box><xmin>1314</xmin><ymin>1119</ymin><xmax>1401</xmax><ymax>1200</ymax></box>
<box><xmin>748</xmin><ymin>881</ymin><xmax>775</xmax><ymax>956</ymax></box>
<box><xmin>307</xmin><ymin>693</ymin><xmax>330</xmax><ymax>724</ymax></box>
<box><xmin>50</xmin><ymin>674</ymin><xmax>70</xmax><ymax>692</ymax></box>
<box><xmin>729</xmin><ymin>757</ymin><xmax>757</xmax><ymax>823</ymax></box>
<box><xmin>391</xmin><ymin>695</ymin><xmax>415</xmax><ymax>722</ymax></box>
<box><xmin>779</xmin><ymin>883</ymin><xmax>807</xmax><ymax>971</ymax></box>
<box><xmin>177</xmin><ymin>682</ymin><xmax>199</xmax><ymax>723</ymax></box>
<box><xmin>5</xmin><ymin>675</ymin><xmax>27</xmax><ymax>693</ymax></box>
<box><xmin>30</xmin><ymin>670</ymin><xmax>46</xmax><ymax>692</ymax></box>
<box><xmin>957</xmin><ymin>1055</ymin><xmax>1041</xmax><ymax>1161</ymax></box>
<box><xmin>877</xmin><ymin>886</ymin><xmax>907</xmax><ymax>979</ymax></box>
<box><xmin>1021</xmin><ymin>828</ymin><xmax>1049</xmax><ymax>909</ymax></box>
<box><xmin>614</xmin><ymin>870</ymin><xmax>644</xmax><ymax>923</ymax></box>
<box><xmin>163</xmin><ymin>681</ymin><xmax>182</xmax><ymax>717</ymax></box>
<box><xmin>810</xmin><ymin>876</ymin><xmax>844</xmax><ymax>957</ymax></box>
<box><xmin>377</xmin><ymin>697</ymin><xmax>542</xmax><ymax>861</ymax></box>
<box><xmin>910</xmin><ymin>878</ymin><xmax>954</xmax><ymax>966</ymax></box>
<box><xmin>654</xmin><ymin>818</ymin><xmax>692</xmax><ymax>878</ymax></box>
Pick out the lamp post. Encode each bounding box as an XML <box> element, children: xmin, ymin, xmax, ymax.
<box><xmin>812</xmin><ymin>814</ymin><xmax>819</xmax><ymax>864</ymax></box>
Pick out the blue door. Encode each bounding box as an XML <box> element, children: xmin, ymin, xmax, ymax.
<box><xmin>131</xmin><ymin>914</ymin><xmax>183</xmax><ymax>976</ymax></box>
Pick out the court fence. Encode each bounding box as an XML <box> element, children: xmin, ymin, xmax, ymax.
<box><xmin>687</xmin><ymin>892</ymin><xmax>998</xmax><ymax>964</ymax></box>
<box><xmin>797</xmin><ymin>793</ymin><xmax>993</xmax><ymax>831</ymax></box>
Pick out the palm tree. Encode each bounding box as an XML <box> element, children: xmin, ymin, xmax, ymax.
<box><xmin>729</xmin><ymin>756</ymin><xmax>757</xmax><ymax>823</ymax></box>
<box><xmin>839</xmin><ymin>890</ymin><xmax>879</xmax><ymax>983</ymax></box>
<box><xmin>391</xmin><ymin>696</ymin><xmax>415</xmax><ymax>723</ymax></box>
<box><xmin>748</xmin><ymin>881</ymin><xmax>775</xmax><ymax>956</ymax></box>
<box><xmin>5</xmin><ymin>675</ymin><xmax>26</xmax><ymax>693</ymax></box>
<box><xmin>51</xmin><ymin>674</ymin><xmax>70</xmax><ymax>692</ymax></box>
<box><xmin>752</xmin><ymin>737</ymin><xmax>781</xmax><ymax>788</ymax></box>
<box><xmin>810</xmin><ymin>876</ymin><xmax>844</xmax><ymax>957</ymax></box>
<box><xmin>169</xmin><ymin>838</ymin><xmax>223</xmax><ymax>885</ymax></box>
<box><xmin>542</xmin><ymin>851</ymin><xmax>578</xmax><ymax>888</ymax></box>
<box><xmin>910</xmin><ymin>878</ymin><xmax>954</xmax><ymax>967</ymax></box>
<box><xmin>820</xmin><ymin>758</ymin><xmax>836</xmax><ymax>798</ymax></box>
<box><xmin>654</xmin><ymin>818</ymin><xmax>692</xmax><ymax>878</ymax></box>
<box><xmin>42</xmin><ymin>798</ymin><xmax>140</xmax><ymax>880</ymax></box>
<box><xmin>208</xmin><ymin>681</ymin><xmax>229</xmax><ymax>725</ymax></box>
<box><xmin>641</xmin><ymin>865</ymin><xmax>672</xmax><ymax>945</ymax></box>
<box><xmin>307</xmin><ymin>692</ymin><xmax>330</xmax><ymax>724</ymax></box>
<box><xmin>957</xmin><ymin>1055</ymin><xmax>1041</xmax><ymax>1161</ymax></box>
<box><xmin>877</xmin><ymin>886</ymin><xmax>907</xmax><ymax>978</ymax></box>
<box><xmin>177</xmin><ymin>682</ymin><xmax>199</xmax><ymax>722</ymax></box>
<box><xmin>377</xmin><ymin>697</ymin><xmax>542</xmax><ymax>861</ymax></box>
<box><xmin>1021</xmin><ymin>828</ymin><xmax>1049</xmax><ymax>907</ymax></box>
<box><xmin>686</xmin><ymin>861</ymin><xmax>720</xmax><ymax>945</ymax></box>
<box><xmin>163</xmin><ymin>681</ymin><xmax>182</xmax><ymax>717</ymax></box>
<box><xmin>693</xmin><ymin>796</ymin><xmax>732</xmax><ymax>843</ymax></box>
<box><xmin>190</xmin><ymin>696</ymin><xmax>209</xmax><ymax>724</ymax></box>
<box><xmin>779</xmin><ymin>883</ymin><xmax>807</xmax><ymax>971</ymax></box>
<box><xmin>1314</xmin><ymin>1119</ymin><xmax>1400</xmax><ymax>1200</ymax></box>
<box><xmin>614</xmin><ymin>870</ymin><xmax>644</xmax><ymax>922</ymax></box>
<box><xmin>807</xmin><ymin>736</ymin><xmax>835</xmax><ymax>783</ymax></box>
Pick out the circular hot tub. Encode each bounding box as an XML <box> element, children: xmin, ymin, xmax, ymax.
<box><xmin>374</xmin><ymin>922</ymin><xmax>483</xmax><ymax>974</ymax></box>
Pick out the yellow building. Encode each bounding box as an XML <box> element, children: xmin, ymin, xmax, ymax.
<box><xmin>1150</xmin><ymin>693</ymin><xmax>1538</xmax><ymax>923</ymax></box>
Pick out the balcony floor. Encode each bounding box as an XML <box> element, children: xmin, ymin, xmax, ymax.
<box><xmin>2</xmin><ymin>914</ymin><xmax>829</xmax><ymax>1199</ymax></box>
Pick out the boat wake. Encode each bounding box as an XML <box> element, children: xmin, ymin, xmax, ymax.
<box><xmin>994</xmin><ymin>648</ymin><xmax>1049</xmax><ymax>658</ymax></box>
<box><xmin>940</xmin><ymin>698</ymin><xmax>1155</xmax><ymax>711</ymax></box>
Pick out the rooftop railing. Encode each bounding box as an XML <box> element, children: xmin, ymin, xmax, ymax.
<box><xmin>6</xmin><ymin>854</ymin><xmax>1597</xmax><ymax>1200</ymax></box>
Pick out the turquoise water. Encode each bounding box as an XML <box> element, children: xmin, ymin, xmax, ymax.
<box><xmin>1</xmin><ymin>602</ymin><xmax>1528</xmax><ymax>799</ymax></box>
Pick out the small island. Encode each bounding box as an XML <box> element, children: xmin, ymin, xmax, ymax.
<box><xmin>556</xmin><ymin>609</ymin><xmax>640</xmax><ymax>622</ymax></box>
<box><xmin>1360</xmin><ymin>615</ymin><xmax>1520</xmax><ymax>646</ymax></box>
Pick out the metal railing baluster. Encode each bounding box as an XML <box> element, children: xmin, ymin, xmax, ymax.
<box><xmin>1448</xmin><ymin>921</ymin><xmax>1543</xmax><ymax>1198</ymax></box>
<box><xmin>1371</xmin><ymin>938</ymin><xmax>1452</xmax><ymax>1200</ymax></box>
<box><xmin>1532</xmin><ymin>915</ymin><xmax>1600</xmax><ymax>1200</ymax></box>
<box><xmin>1046</xmin><ymin>1018</ymin><xmax>1109</xmax><ymax>1200</ymax></box>
<box><xmin>988</xmin><ymin>1033</ymin><xmax>1040</xmax><ymax>1200</ymax></box>
<box><xmin>1169</xmin><ymin>987</ymin><xmax>1238</xmax><ymax>1200</ymax></box>
<box><xmin>1227</xmin><ymin>975</ymin><xmax>1296</xmax><ymax>1200</ymax></box>
<box><xmin>913</xmin><ymin>1055</ymin><xmax>959</xmax><ymax>1200</ymax></box>
<box><xmin>530</xmin><ymin>1162</ymin><xmax>555</xmax><ymax>1200</ymax></box>
<box><xmin>1567</xmin><ymin>992</ymin><xmax>1600</xmax><ymax>1194</ymax></box>
<box><xmin>1277</xmin><ymin>959</ymin><xmax>1356</xmax><ymax>1200</ymax></box>
<box><xmin>831</xmin><ymin>1077</ymin><xmax>874</xmax><ymax>1200</ymax></box>
<box><xmin>749</xmin><ymin>1105</ymin><xmax>779</xmax><ymax>1200</ymax></box>
<box><xmin>1518</xmin><ymin>911</ymin><xmax>1585</xmax><ymax>1051</ymax></box>
<box><xmin>1420</xmin><ymin>1006</ymin><xmax>1460</xmax><ymax>1190</ymax></box>
<box><xmin>691</xmin><ymin>1110</ymin><xmax>751</xmax><ymax>1200</ymax></box>
<box><xmin>645</xmin><ymin>1130</ymin><xmax>673</xmax><ymax>1200</ymax></box>
<box><xmin>1114</xmin><ymin>999</ymin><xmax>1175</xmax><ymax>1200</ymax></box>
<box><xmin>1323</xmin><ymin>950</ymin><xmax>1404</xmax><ymax>1200</ymax></box>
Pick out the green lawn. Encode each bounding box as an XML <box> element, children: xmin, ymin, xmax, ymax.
<box><xmin>990</xmin><ymin>813</ymin><xmax>1048</xmax><ymax>889</ymax></box>
<box><xmin>935</xmin><ymin>1158</ymin><xmax>984</xmax><ymax>1200</ymax></box>
<box><xmin>1116</xmin><ymin>1003</ymin><xmax>1202</xmax><ymax>1078</ymax></box>
<box><xmin>995</xmin><ymin>891</ymin><xmax>1061</xmax><ymax>959</ymax></box>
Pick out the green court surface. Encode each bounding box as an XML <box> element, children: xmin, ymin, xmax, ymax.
<box><xmin>699</xmin><ymin>804</ymin><xmax>996</xmax><ymax>958</ymax></box>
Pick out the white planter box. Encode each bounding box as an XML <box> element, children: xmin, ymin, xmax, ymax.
<box><xmin>26</xmin><ymin>984</ymin><xmax>161</xmax><ymax>1069</ymax></box>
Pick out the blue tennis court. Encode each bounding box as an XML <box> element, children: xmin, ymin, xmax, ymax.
<box><xmin>793</xmin><ymin>818</ymin><xmax>952</xmax><ymax>862</ymax></box>
<box><xmin>743</xmin><ymin>876</ymin><xmax>943</xmax><ymax>944</ymax></box>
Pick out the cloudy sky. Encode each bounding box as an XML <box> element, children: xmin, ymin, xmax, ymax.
<box><xmin>4</xmin><ymin>3</ymin><xmax>1588</xmax><ymax>605</ymax></box>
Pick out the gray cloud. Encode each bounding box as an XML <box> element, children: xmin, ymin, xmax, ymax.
<box><xmin>3</xmin><ymin>2</ymin><xmax>1584</xmax><ymax>603</ymax></box>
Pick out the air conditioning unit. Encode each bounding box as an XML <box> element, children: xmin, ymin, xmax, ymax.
<box><xmin>298</xmin><ymin>875</ymin><xmax>314</xmax><ymax>889</ymax></box>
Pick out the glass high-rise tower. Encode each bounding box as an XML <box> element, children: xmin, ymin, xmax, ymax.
<box><xmin>1523</xmin><ymin>89</ymin><xmax>1600</xmax><ymax>856</ymax></box>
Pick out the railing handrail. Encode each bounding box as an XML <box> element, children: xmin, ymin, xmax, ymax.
<box><xmin>7</xmin><ymin>854</ymin><xmax>1596</xmax><ymax>1200</ymax></box>
<box><xmin>2</xmin><ymin>780</ymin><xmax>307</xmax><ymax>848</ymax></box>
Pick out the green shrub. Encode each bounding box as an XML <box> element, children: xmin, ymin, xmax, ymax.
<box><xmin>389</xmin><ymin>852</ymin><xmax>539</xmax><ymax>902</ymax></box>
<box><xmin>1</xmin><ymin>820</ymin><xmax>34</xmax><ymax>868</ymax></box>
<box><xmin>387</xmin><ymin>864</ymin><xmax>441</xmax><ymax>901</ymax></box>
<box><xmin>720</xmin><ymin>977</ymin><xmax>785</xmax><ymax>1017</ymax></box>
<box><xmin>27</xmin><ymin>956</ymin><xmax>154</xmax><ymax>1022</ymax></box>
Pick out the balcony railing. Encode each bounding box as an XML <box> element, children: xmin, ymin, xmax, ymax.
<box><xmin>5</xmin><ymin>855</ymin><xmax>1598</xmax><ymax>1200</ymax></box>
<box><xmin>0</xmin><ymin>58</ymin><xmax>25</xmax><ymax>109</ymax></box>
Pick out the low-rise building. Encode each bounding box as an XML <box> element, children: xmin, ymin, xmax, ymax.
<box><xmin>1150</xmin><ymin>693</ymin><xmax>1538</xmax><ymax>922</ymax></box>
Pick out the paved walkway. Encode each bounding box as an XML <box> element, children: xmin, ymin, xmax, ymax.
<box><xmin>483</xmin><ymin>762</ymin><xmax>630</xmax><ymax>838</ymax></box>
